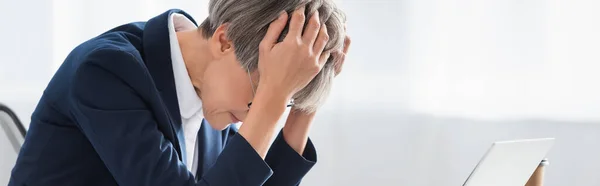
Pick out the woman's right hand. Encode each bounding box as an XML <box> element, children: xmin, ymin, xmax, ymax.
<box><xmin>238</xmin><ymin>6</ymin><xmax>330</xmax><ymax>158</ymax></box>
<box><xmin>257</xmin><ymin>6</ymin><xmax>331</xmax><ymax>100</ymax></box>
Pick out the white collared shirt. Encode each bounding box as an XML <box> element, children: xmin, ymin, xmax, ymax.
<box><xmin>167</xmin><ymin>13</ymin><xmax>203</xmax><ymax>176</ymax></box>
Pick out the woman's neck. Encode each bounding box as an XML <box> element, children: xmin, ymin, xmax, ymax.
<box><xmin>177</xmin><ymin>29</ymin><xmax>213</xmax><ymax>93</ymax></box>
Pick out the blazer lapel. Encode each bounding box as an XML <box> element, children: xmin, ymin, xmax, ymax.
<box><xmin>141</xmin><ymin>9</ymin><xmax>199</xmax><ymax>161</ymax></box>
<box><xmin>195</xmin><ymin>119</ymin><xmax>224</xmax><ymax>178</ymax></box>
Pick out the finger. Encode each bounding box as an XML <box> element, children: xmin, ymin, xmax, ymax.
<box><xmin>318</xmin><ymin>51</ymin><xmax>331</xmax><ymax>67</ymax></box>
<box><xmin>342</xmin><ymin>35</ymin><xmax>351</xmax><ymax>54</ymax></box>
<box><xmin>260</xmin><ymin>12</ymin><xmax>288</xmax><ymax>50</ymax></box>
<box><xmin>313</xmin><ymin>24</ymin><xmax>329</xmax><ymax>55</ymax></box>
<box><xmin>287</xmin><ymin>6</ymin><xmax>306</xmax><ymax>40</ymax></box>
<box><xmin>302</xmin><ymin>11</ymin><xmax>321</xmax><ymax>46</ymax></box>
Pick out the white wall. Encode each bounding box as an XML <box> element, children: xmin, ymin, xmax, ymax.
<box><xmin>403</xmin><ymin>0</ymin><xmax>600</xmax><ymax>121</ymax></box>
<box><xmin>1</xmin><ymin>0</ymin><xmax>600</xmax><ymax>185</ymax></box>
<box><xmin>0</xmin><ymin>0</ymin><xmax>53</xmax><ymax>184</ymax></box>
<box><xmin>0</xmin><ymin>0</ymin><xmax>53</xmax><ymax>126</ymax></box>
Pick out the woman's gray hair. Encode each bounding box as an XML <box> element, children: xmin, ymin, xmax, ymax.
<box><xmin>199</xmin><ymin>0</ymin><xmax>347</xmax><ymax>112</ymax></box>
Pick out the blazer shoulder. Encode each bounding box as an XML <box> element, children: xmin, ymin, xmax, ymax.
<box><xmin>69</xmin><ymin>46</ymin><xmax>151</xmax><ymax>110</ymax></box>
<box><xmin>83</xmin><ymin>45</ymin><xmax>140</xmax><ymax>65</ymax></box>
<box><xmin>83</xmin><ymin>31</ymin><xmax>142</xmax><ymax>60</ymax></box>
<box><xmin>72</xmin><ymin>21</ymin><xmax>144</xmax><ymax>64</ymax></box>
<box><xmin>73</xmin><ymin>32</ymin><xmax>147</xmax><ymax>74</ymax></box>
<box><xmin>76</xmin><ymin>46</ymin><xmax>141</xmax><ymax>74</ymax></box>
<box><xmin>41</xmin><ymin>23</ymin><xmax>148</xmax><ymax>114</ymax></box>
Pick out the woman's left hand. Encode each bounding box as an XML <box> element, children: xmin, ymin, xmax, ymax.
<box><xmin>281</xmin><ymin>33</ymin><xmax>351</xmax><ymax>155</ymax></box>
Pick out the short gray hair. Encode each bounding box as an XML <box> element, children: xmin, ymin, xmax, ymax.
<box><xmin>200</xmin><ymin>0</ymin><xmax>347</xmax><ymax>112</ymax></box>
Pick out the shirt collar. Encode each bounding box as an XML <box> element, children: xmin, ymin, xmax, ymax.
<box><xmin>168</xmin><ymin>13</ymin><xmax>203</xmax><ymax>119</ymax></box>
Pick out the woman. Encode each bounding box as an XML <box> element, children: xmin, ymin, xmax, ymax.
<box><xmin>9</xmin><ymin>0</ymin><xmax>350</xmax><ymax>185</ymax></box>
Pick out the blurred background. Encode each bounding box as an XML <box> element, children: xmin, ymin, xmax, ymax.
<box><xmin>1</xmin><ymin>0</ymin><xmax>599</xmax><ymax>185</ymax></box>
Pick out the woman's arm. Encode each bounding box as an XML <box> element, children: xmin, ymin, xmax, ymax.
<box><xmin>282</xmin><ymin>110</ymin><xmax>316</xmax><ymax>155</ymax></box>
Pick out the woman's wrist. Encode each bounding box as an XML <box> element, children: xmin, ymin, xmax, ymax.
<box><xmin>253</xmin><ymin>85</ymin><xmax>291</xmax><ymax>110</ymax></box>
<box><xmin>237</xmin><ymin>86</ymin><xmax>290</xmax><ymax>158</ymax></box>
<box><xmin>282</xmin><ymin>109</ymin><xmax>316</xmax><ymax>155</ymax></box>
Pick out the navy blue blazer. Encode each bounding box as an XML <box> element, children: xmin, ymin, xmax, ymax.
<box><xmin>9</xmin><ymin>9</ymin><xmax>316</xmax><ymax>186</ymax></box>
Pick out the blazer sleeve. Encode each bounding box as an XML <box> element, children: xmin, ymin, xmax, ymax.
<box><xmin>262</xmin><ymin>131</ymin><xmax>317</xmax><ymax>186</ymax></box>
<box><xmin>69</xmin><ymin>48</ymin><xmax>272</xmax><ymax>186</ymax></box>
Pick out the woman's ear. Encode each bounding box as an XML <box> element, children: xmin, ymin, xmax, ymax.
<box><xmin>208</xmin><ymin>24</ymin><xmax>234</xmax><ymax>59</ymax></box>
